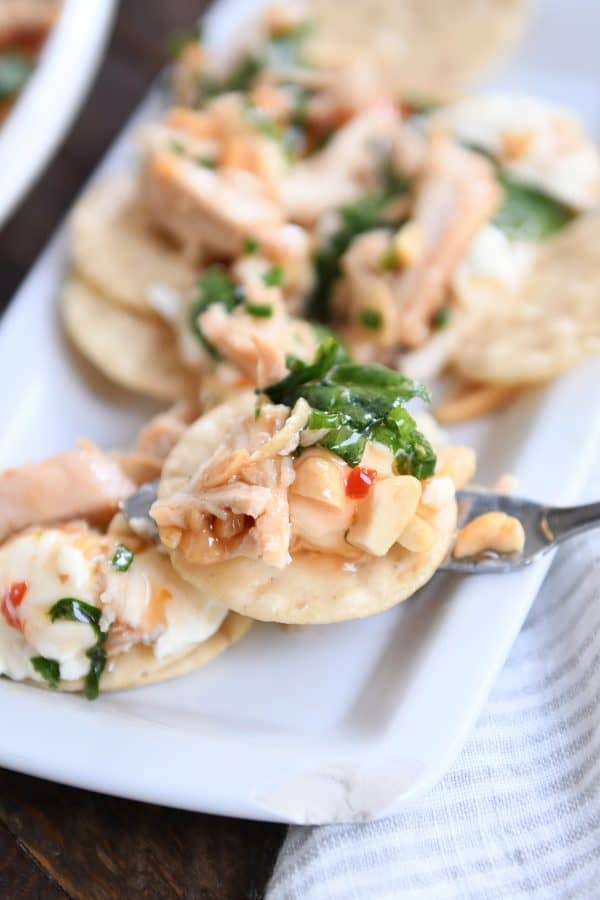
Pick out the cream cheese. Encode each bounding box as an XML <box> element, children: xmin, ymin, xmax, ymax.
<box><xmin>0</xmin><ymin>528</ymin><xmax>228</xmax><ymax>689</ymax></box>
<box><xmin>102</xmin><ymin>548</ymin><xmax>228</xmax><ymax>662</ymax></box>
<box><xmin>0</xmin><ymin>529</ymin><xmax>102</xmax><ymax>683</ymax></box>
<box><xmin>452</xmin><ymin>223</ymin><xmax>534</xmax><ymax>309</ymax></box>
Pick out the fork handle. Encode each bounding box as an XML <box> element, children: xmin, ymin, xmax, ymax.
<box><xmin>544</xmin><ymin>502</ymin><xmax>600</xmax><ymax>545</ymax></box>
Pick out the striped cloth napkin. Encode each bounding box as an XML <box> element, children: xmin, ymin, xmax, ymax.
<box><xmin>267</xmin><ymin>467</ymin><xmax>600</xmax><ymax>899</ymax></box>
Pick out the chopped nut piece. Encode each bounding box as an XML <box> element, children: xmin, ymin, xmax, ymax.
<box><xmin>346</xmin><ymin>475</ymin><xmax>421</xmax><ymax>556</ymax></box>
<box><xmin>397</xmin><ymin>515</ymin><xmax>436</xmax><ymax>553</ymax></box>
<box><xmin>421</xmin><ymin>475</ymin><xmax>456</xmax><ymax>509</ymax></box>
<box><xmin>393</xmin><ymin>221</ymin><xmax>422</xmax><ymax>267</ymax></box>
<box><xmin>435</xmin><ymin>446</ymin><xmax>476</xmax><ymax>489</ymax></box>
<box><xmin>494</xmin><ymin>473</ymin><xmax>519</xmax><ymax>495</ymax></box>
<box><xmin>453</xmin><ymin>511</ymin><xmax>525</xmax><ymax>559</ymax></box>
<box><xmin>160</xmin><ymin>526</ymin><xmax>182</xmax><ymax>550</ymax></box>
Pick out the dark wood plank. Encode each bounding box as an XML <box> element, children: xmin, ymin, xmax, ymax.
<box><xmin>0</xmin><ymin>768</ymin><xmax>285</xmax><ymax>900</ymax></box>
<box><xmin>0</xmin><ymin>817</ymin><xmax>67</xmax><ymax>899</ymax></box>
<box><xmin>0</xmin><ymin>2</ymin><xmax>286</xmax><ymax>897</ymax></box>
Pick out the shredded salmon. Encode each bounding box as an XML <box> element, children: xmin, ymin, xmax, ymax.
<box><xmin>390</xmin><ymin>139</ymin><xmax>502</xmax><ymax>347</ymax></box>
<box><xmin>0</xmin><ymin>449</ymin><xmax>136</xmax><ymax>544</ymax></box>
<box><xmin>151</xmin><ymin>403</ymin><xmax>308</xmax><ymax>569</ymax></box>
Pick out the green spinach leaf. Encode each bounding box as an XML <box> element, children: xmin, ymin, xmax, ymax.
<box><xmin>245</xmin><ymin>302</ymin><xmax>273</xmax><ymax>318</ymax></box>
<box><xmin>309</xmin><ymin>171</ymin><xmax>410</xmax><ymax>320</ymax></box>
<box><xmin>494</xmin><ymin>172</ymin><xmax>573</xmax><ymax>240</ymax></box>
<box><xmin>261</xmin><ymin>337</ymin><xmax>435</xmax><ymax>476</ymax></box>
<box><xmin>189</xmin><ymin>268</ymin><xmax>245</xmax><ymax>358</ymax></box>
<box><xmin>49</xmin><ymin>599</ymin><xmax>107</xmax><ymax>700</ymax></box>
<box><xmin>112</xmin><ymin>544</ymin><xmax>134</xmax><ymax>572</ymax></box>
<box><xmin>31</xmin><ymin>656</ymin><xmax>60</xmax><ymax>688</ymax></box>
<box><xmin>198</xmin><ymin>53</ymin><xmax>264</xmax><ymax>103</ymax></box>
<box><xmin>0</xmin><ymin>53</ymin><xmax>33</xmax><ymax>101</ymax></box>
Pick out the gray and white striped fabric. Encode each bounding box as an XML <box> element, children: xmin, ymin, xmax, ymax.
<box><xmin>267</xmin><ymin>468</ymin><xmax>600</xmax><ymax>899</ymax></box>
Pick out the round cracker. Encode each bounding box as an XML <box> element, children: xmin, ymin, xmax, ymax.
<box><xmin>0</xmin><ymin>1</ymin><xmax>58</xmax><ymax>42</ymax></box>
<box><xmin>61</xmin><ymin>276</ymin><xmax>196</xmax><ymax>400</ymax></box>
<box><xmin>306</xmin><ymin>0</ymin><xmax>529</xmax><ymax>99</ymax></box>
<box><xmin>158</xmin><ymin>395</ymin><xmax>457</xmax><ymax>625</ymax></box>
<box><xmin>453</xmin><ymin>215</ymin><xmax>600</xmax><ymax>385</ymax></box>
<box><xmin>171</xmin><ymin>508</ymin><xmax>456</xmax><ymax>624</ymax></box>
<box><xmin>70</xmin><ymin>177</ymin><xmax>197</xmax><ymax>315</ymax></box>
<box><xmin>33</xmin><ymin>612</ymin><xmax>251</xmax><ymax>694</ymax></box>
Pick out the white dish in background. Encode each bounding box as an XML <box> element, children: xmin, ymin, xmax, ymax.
<box><xmin>0</xmin><ymin>0</ymin><xmax>117</xmax><ymax>227</ymax></box>
<box><xmin>0</xmin><ymin>0</ymin><xmax>598</xmax><ymax>825</ymax></box>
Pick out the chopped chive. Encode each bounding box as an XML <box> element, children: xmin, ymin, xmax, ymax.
<box><xmin>308</xmin><ymin>166</ymin><xmax>410</xmax><ymax>321</ymax></box>
<box><xmin>263</xmin><ymin>265</ymin><xmax>284</xmax><ymax>287</ymax></box>
<box><xmin>245</xmin><ymin>302</ymin><xmax>273</xmax><ymax>318</ymax></box>
<box><xmin>359</xmin><ymin>308</ymin><xmax>383</xmax><ymax>331</ymax></box>
<box><xmin>169</xmin><ymin>139</ymin><xmax>185</xmax><ymax>155</ymax></box>
<box><xmin>244</xmin><ymin>103</ymin><xmax>283</xmax><ymax>141</ymax></box>
<box><xmin>189</xmin><ymin>268</ymin><xmax>245</xmax><ymax>357</ymax></box>
<box><xmin>380</xmin><ymin>245</ymin><xmax>398</xmax><ymax>271</ymax></box>
<box><xmin>0</xmin><ymin>54</ymin><xmax>34</xmax><ymax>100</ymax></box>
<box><xmin>198</xmin><ymin>53</ymin><xmax>263</xmax><ymax>102</ymax></box>
<box><xmin>196</xmin><ymin>155</ymin><xmax>215</xmax><ymax>168</ymax></box>
<box><xmin>254</xmin><ymin>405</ymin><xmax>262</xmax><ymax>420</ymax></box>
<box><xmin>432</xmin><ymin>307</ymin><xmax>451</xmax><ymax>330</ymax></box>
<box><xmin>167</xmin><ymin>28</ymin><xmax>200</xmax><ymax>59</ymax></box>
<box><xmin>85</xmin><ymin>644</ymin><xmax>107</xmax><ymax>701</ymax></box>
<box><xmin>49</xmin><ymin>598</ymin><xmax>107</xmax><ymax>700</ymax></box>
<box><xmin>403</xmin><ymin>95</ymin><xmax>440</xmax><ymax>116</ymax></box>
<box><xmin>31</xmin><ymin>656</ymin><xmax>60</xmax><ymax>688</ymax></box>
<box><xmin>111</xmin><ymin>544</ymin><xmax>135</xmax><ymax>572</ymax></box>
<box><xmin>281</xmin><ymin>124</ymin><xmax>306</xmax><ymax>160</ymax></box>
<box><xmin>243</xmin><ymin>235</ymin><xmax>260</xmax><ymax>255</ymax></box>
<box><xmin>50</xmin><ymin>598</ymin><xmax>102</xmax><ymax>630</ymax></box>
<box><xmin>266</xmin><ymin>21</ymin><xmax>313</xmax><ymax>67</ymax></box>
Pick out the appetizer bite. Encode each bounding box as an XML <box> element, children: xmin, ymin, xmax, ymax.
<box><xmin>430</xmin><ymin>95</ymin><xmax>600</xmax><ymax>391</ymax></box>
<box><xmin>0</xmin><ymin>0</ymin><xmax>59</xmax><ymax>124</ymax></box>
<box><xmin>151</xmin><ymin>339</ymin><xmax>462</xmax><ymax>624</ymax></box>
<box><xmin>61</xmin><ymin>4</ymin><xmax>599</xmax><ymax>425</ymax></box>
<box><xmin>303</xmin><ymin>0</ymin><xmax>528</xmax><ymax>100</ymax></box>
<box><xmin>0</xmin><ymin>433</ymin><xmax>250</xmax><ymax>698</ymax></box>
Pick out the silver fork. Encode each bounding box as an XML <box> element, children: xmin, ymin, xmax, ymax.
<box><xmin>121</xmin><ymin>483</ymin><xmax>600</xmax><ymax>575</ymax></box>
<box><xmin>121</xmin><ymin>480</ymin><xmax>160</xmax><ymax>542</ymax></box>
<box><xmin>440</xmin><ymin>490</ymin><xmax>600</xmax><ymax>573</ymax></box>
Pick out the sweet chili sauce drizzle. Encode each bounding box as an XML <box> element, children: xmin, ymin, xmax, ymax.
<box><xmin>1</xmin><ymin>581</ymin><xmax>28</xmax><ymax>630</ymax></box>
<box><xmin>346</xmin><ymin>466</ymin><xmax>377</xmax><ymax>499</ymax></box>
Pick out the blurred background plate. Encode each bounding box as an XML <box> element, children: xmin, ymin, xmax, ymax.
<box><xmin>0</xmin><ymin>0</ymin><xmax>117</xmax><ymax>228</ymax></box>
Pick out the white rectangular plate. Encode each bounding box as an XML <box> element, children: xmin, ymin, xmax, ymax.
<box><xmin>0</xmin><ymin>0</ymin><xmax>118</xmax><ymax>227</ymax></box>
<box><xmin>0</xmin><ymin>0</ymin><xmax>598</xmax><ymax>825</ymax></box>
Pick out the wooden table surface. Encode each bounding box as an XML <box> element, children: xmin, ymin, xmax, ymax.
<box><xmin>0</xmin><ymin>2</ymin><xmax>287</xmax><ymax>897</ymax></box>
